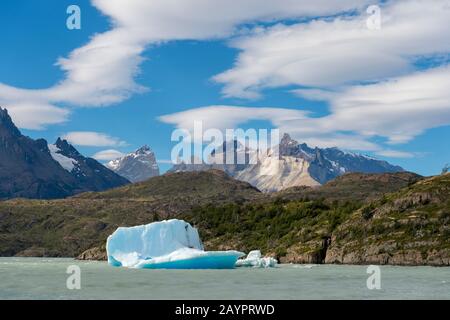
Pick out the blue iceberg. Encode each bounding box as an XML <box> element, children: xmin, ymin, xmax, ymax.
<box><xmin>235</xmin><ymin>250</ymin><xmax>277</xmax><ymax>268</ymax></box>
<box><xmin>106</xmin><ymin>219</ymin><xmax>244</xmax><ymax>269</ymax></box>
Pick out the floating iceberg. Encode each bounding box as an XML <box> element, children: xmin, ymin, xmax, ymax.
<box><xmin>235</xmin><ymin>250</ymin><xmax>277</xmax><ymax>268</ymax></box>
<box><xmin>106</xmin><ymin>219</ymin><xmax>244</xmax><ymax>269</ymax></box>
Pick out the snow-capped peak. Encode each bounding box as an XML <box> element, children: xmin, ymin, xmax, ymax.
<box><xmin>134</xmin><ymin>145</ymin><xmax>153</xmax><ymax>156</ymax></box>
<box><xmin>106</xmin><ymin>145</ymin><xmax>159</xmax><ymax>183</ymax></box>
<box><xmin>48</xmin><ymin>144</ymin><xmax>78</xmax><ymax>172</ymax></box>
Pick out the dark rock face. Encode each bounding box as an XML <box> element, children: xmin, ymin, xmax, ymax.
<box><xmin>53</xmin><ymin>137</ymin><xmax>130</xmax><ymax>191</ymax></box>
<box><xmin>0</xmin><ymin>107</ymin><xmax>129</xmax><ymax>199</ymax></box>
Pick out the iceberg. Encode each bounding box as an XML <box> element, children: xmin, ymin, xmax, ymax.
<box><xmin>235</xmin><ymin>250</ymin><xmax>277</xmax><ymax>268</ymax></box>
<box><xmin>106</xmin><ymin>219</ymin><xmax>244</xmax><ymax>269</ymax></box>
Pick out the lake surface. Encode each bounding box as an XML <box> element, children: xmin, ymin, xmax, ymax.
<box><xmin>0</xmin><ymin>258</ymin><xmax>449</xmax><ymax>299</ymax></box>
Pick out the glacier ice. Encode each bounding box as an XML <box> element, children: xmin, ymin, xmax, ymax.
<box><xmin>106</xmin><ymin>219</ymin><xmax>244</xmax><ymax>269</ymax></box>
<box><xmin>235</xmin><ymin>250</ymin><xmax>277</xmax><ymax>268</ymax></box>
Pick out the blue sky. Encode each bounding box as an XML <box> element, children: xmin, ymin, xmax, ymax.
<box><xmin>0</xmin><ymin>0</ymin><xmax>449</xmax><ymax>175</ymax></box>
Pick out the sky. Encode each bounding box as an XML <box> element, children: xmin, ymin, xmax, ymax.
<box><xmin>0</xmin><ymin>0</ymin><xmax>449</xmax><ymax>175</ymax></box>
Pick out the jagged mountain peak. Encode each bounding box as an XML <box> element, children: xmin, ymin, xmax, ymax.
<box><xmin>0</xmin><ymin>110</ymin><xmax>128</xmax><ymax>199</ymax></box>
<box><xmin>54</xmin><ymin>137</ymin><xmax>81</xmax><ymax>158</ymax></box>
<box><xmin>278</xmin><ymin>134</ymin><xmax>314</xmax><ymax>159</ymax></box>
<box><xmin>0</xmin><ymin>107</ymin><xmax>21</xmax><ymax>137</ymax></box>
<box><xmin>170</xmin><ymin>132</ymin><xmax>405</xmax><ymax>192</ymax></box>
<box><xmin>280</xmin><ymin>133</ymin><xmax>298</xmax><ymax>146</ymax></box>
<box><xmin>135</xmin><ymin>145</ymin><xmax>153</xmax><ymax>155</ymax></box>
<box><xmin>106</xmin><ymin>145</ymin><xmax>160</xmax><ymax>183</ymax></box>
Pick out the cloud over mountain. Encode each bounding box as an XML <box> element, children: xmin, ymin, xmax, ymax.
<box><xmin>0</xmin><ymin>0</ymin><xmax>367</xmax><ymax>129</ymax></box>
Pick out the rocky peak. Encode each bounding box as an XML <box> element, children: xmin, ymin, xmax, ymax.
<box><xmin>106</xmin><ymin>145</ymin><xmax>160</xmax><ymax>183</ymax></box>
<box><xmin>0</xmin><ymin>107</ymin><xmax>21</xmax><ymax>137</ymax></box>
<box><xmin>280</xmin><ymin>133</ymin><xmax>298</xmax><ymax>147</ymax></box>
<box><xmin>278</xmin><ymin>133</ymin><xmax>314</xmax><ymax>159</ymax></box>
<box><xmin>135</xmin><ymin>145</ymin><xmax>153</xmax><ymax>155</ymax></box>
<box><xmin>55</xmin><ymin>137</ymin><xmax>81</xmax><ymax>159</ymax></box>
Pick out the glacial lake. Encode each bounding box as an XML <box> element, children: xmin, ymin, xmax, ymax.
<box><xmin>0</xmin><ymin>258</ymin><xmax>449</xmax><ymax>299</ymax></box>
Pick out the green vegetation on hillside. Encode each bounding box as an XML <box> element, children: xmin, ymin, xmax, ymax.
<box><xmin>182</xmin><ymin>199</ymin><xmax>360</xmax><ymax>260</ymax></box>
<box><xmin>0</xmin><ymin>171</ymin><xmax>448</xmax><ymax>265</ymax></box>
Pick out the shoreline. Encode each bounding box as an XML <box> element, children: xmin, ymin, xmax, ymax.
<box><xmin>2</xmin><ymin>256</ymin><xmax>449</xmax><ymax>267</ymax></box>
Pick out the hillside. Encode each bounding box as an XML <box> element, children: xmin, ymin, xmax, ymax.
<box><xmin>180</xmin><ymin>173</ymin><xmax>448</xmax><ymax>266</ymax></box>
<box><xmin>0</xmin><ymin>170</ymin><xmax>260</xmax><ymax>257</ymax></box>
<box><xmin>0</xmin><ymin>170</ymin><xmax>447</xmax><ymax>266</ymax></box>
<box><xmin>275</xmin><ymin>171</ymin><xmax>422</xmax><ymax>202</ymax></box>
<box><xmin>326</xmin><ymin>173</ymin><xmax>450</xmax><ymax>265</ymax></box>
<box><xmin>77</xmin><ymin>169</ymin><xmax>260</xmax><ymax>202</ymax></box>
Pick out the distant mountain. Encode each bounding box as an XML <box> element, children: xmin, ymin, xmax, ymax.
<box><xmin>169</xmin><ymin>133</ymin><xmax>404</xmax><ymax>192</ymax></box>
<box><xmin>0</xmin><ymin>107</ymin><xmax>129</xmax><ymax>199</ymax></box>
<box><xmin>49</xmin><ymin>138</ymin><xmax>130</xmax><ymax>191</ymax></box>
<box><xmin>106</xmin><ymin>145</ymin><xmax>159</xmax><ymax>182</ymax></box>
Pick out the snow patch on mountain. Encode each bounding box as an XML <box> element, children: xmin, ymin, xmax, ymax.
<box><xmin>48</xmin><ymin>144</ymin><xmax>78</xmax><ymax>172</ymax></box>
<box><xmin>107</xmin><ymin>145</ymin><xmax>159</xmax><ymax>182</ymax></box>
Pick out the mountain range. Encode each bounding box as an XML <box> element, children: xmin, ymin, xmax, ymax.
<box><xmin>0</xmin><ymin>106</ymin><xmax>406</xmax><ymax>198</ymax></box>
<box><xmin>170</xmin><ymin>133</ymin><xmax>404</xmax><ymax>191</ymax></box>
<box><xmin>0</xmin><ymin>107</ymin><xmax>129</xmax><ymax>199</ymax></box>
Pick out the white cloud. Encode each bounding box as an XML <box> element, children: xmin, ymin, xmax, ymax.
<box><xmin>159</xmin><ymin>105</ymin><xmax>307</xmax><ymax>132</ymax></box>
<box><xmin>0</xmin><ymin>0</ymin><xmax>367</xmax><ymax>129</ymax></box>
<box><xmin>92</xmin><ymin>149</ymin><xmax>126</xmax><ymax>161</ymax></box>
<box><xmin>62</xmin><ymin>131</ymin><xmax>127</xmax><ymax>147</ymax></box>
<box><xmin>159</xmin><ymin>105</ymin><xmax>382</xmax><ymax>151</ymax></box>
<box><xmin>308</xmin><ymin>65</ymin><xmax>450</xmax><ymax>145</ymax></box>
<box><xmin>375</xmin><ymin>150</ymin><xmax>415</xmax><ymax>158</ymax></box>
<box><xmin>5</xmin><ymin>101</ymin><xmax>70</xmax><ymax>130</ymax></box>
<box><xmin>214</xmin><ymin>0</ymin><xmax>450</xmax><ymax>98</ymax></box>
<box><xmin>159</xmin><ymin>65</ymin><xmax>450</xmax><ymax>153</ymax></box>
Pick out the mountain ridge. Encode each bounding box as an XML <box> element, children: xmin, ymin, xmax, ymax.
<box><xmin>170</xmin><ymin>133</ymin><xmax>404</xmax><ymax>191</ymax></box>
<box><xmin>0</xmin><ymin>107</ymin><xmax>129</xmax><ymax>199</ymax></box>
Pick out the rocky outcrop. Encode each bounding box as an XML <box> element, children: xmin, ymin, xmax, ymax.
<box><xmin>325</xmin><ymin>246</ymin><xmax>450</xmax><ymax>266</ymax></box>
<box><xmin>77</xmin><ymin>246</ymin><xmax>107</xmax><ymax>261</ymax></box>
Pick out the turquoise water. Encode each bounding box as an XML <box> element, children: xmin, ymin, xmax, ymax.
<box><xmin>0</xmin><ymin>258</ymin><xmax>449</xmax><ymax>299</ymax></box>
